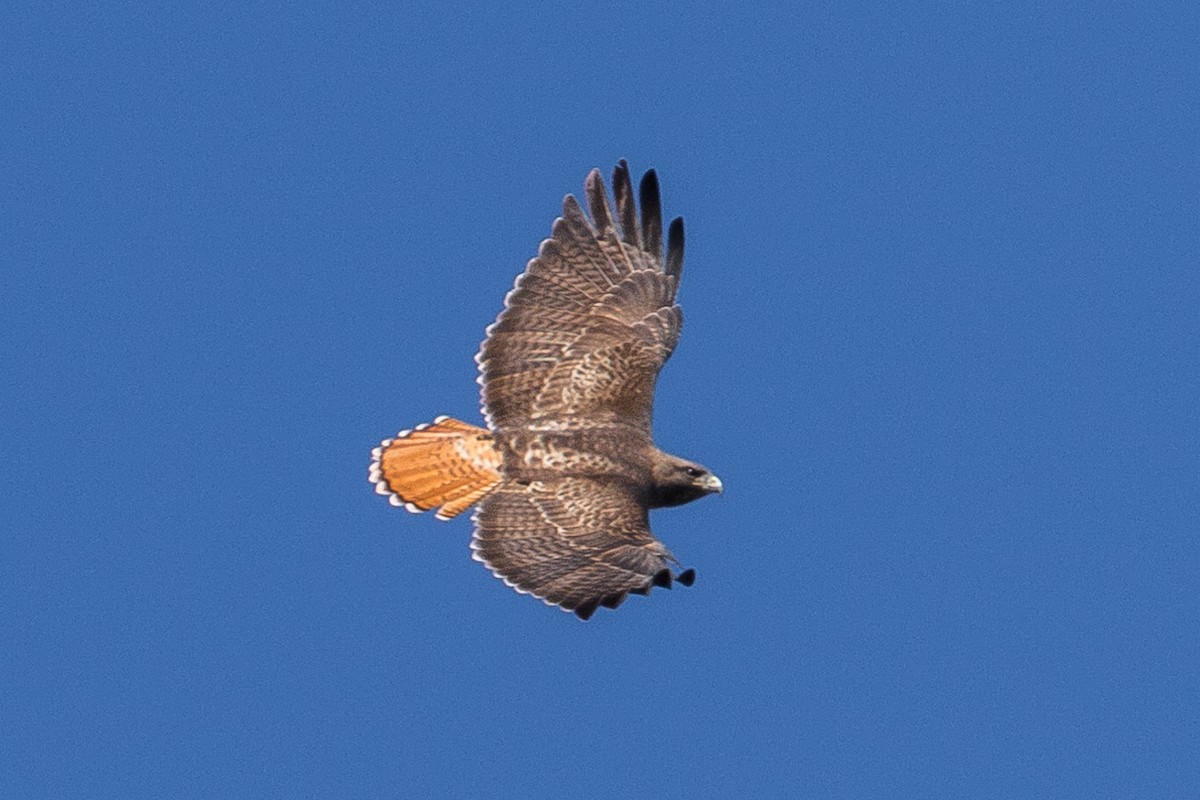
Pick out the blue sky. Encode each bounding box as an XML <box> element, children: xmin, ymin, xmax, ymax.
<box><xmin>4</xmin><ymin>2</ymin><xmax>1197</xmax><ymax>797</ymax></box>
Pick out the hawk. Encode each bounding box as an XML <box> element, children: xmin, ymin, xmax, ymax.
<box><xmin>369</xmin><ymin>161</ymin><xmax>722</xmax><ymax>619</ymax></box>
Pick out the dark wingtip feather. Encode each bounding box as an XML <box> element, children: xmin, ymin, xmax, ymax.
<box><xmin>677</xmin><ymin>568</ymin><xmax>696</xmax><ymax>587</ymax></box>
<box><xmin>600</xmin><ymin>592</ymin><xmax>627</xmax><ymax>609</ymax></box>
<box><xmin>612</xmin><ymin>160</ymin><xmax>640</xmax><ymax>247</ymax></box>
<box><xmin>584</xmin><ymin>169</ymin><xmax>613</xmax><ymax>233</ymax></box>
<box><xmin>665</xmin><ymin>216</ymin><xmax>685</xmax><ymax>282</ymax></box>
<box><xmin>639</xmin><ymin>169</ymin><xmax>663</xmax><ymax>262</ymax></box>
<box><xmin>652</xmin><ymin>568</ymin><xmax>673</xmax><ymax>589</ymax></box>
<box><xmin>575</xmin><ymin>600</ymin><xmax>600</xmax><ymax>621</ymax></box>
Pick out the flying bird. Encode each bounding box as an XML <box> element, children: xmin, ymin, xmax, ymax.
<box><xmin>369</xmin><ymin>161</ymin><xmax>721</xmax><ymax>619</ymax></box>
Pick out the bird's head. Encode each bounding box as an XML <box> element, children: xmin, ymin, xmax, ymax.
<box><xmin>649</xmin><ymin>453</ymin><xmax>723</xmax><ymax>508</ymax></box>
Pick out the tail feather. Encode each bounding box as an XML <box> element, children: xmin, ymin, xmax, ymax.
<box><xmin>369</xmin><ymin>416</ymin><xmax>502</xmax><ymax>520</ymax></box>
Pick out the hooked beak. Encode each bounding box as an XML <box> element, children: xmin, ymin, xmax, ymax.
<box><xmin>698</xmin><ymin>473</ymin><xmax>724</xmax><ymax>494</ymax></box>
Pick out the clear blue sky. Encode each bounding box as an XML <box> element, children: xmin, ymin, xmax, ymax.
<box><xmin>4</xmin><ymin>3</ymin><xmax>1197</xmax><ymax>797</ymax></box>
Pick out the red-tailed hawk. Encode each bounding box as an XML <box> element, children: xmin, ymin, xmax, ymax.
<box><xmin>369</xmin><ymin>162</ymin><xmax>722</xmax><ymax>619</ymax></box>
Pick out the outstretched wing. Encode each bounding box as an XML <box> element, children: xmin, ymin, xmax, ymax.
<box><xmin>477</xmin><ymin>161</ymin><xmax>686</xmax><ymax>435</ymax></box>
<box><xmin>470</xmin><ymin>478</ymin><xmax>696</xmax><ymax>620</ymax></box>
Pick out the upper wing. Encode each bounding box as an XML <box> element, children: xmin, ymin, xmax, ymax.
<box><xmin>477</xmin><ymin>161</ymin><xmax>686</xmax><ymax>435</ymax></box>
<box><xmin>470</xmin><ymin>477</ymin><xmax>695</xmax><ymax>620</ymax></box>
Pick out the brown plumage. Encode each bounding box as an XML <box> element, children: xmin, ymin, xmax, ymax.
<box><xmin>370</xmin><ymin>161</ymin><xmax>721</xmax><ymax>619</ymax></box>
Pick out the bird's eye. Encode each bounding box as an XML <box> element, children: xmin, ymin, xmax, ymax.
<box><xmin>685</xmin><ymin>467</ymin><xmax>703</xmax><ymax>478</ymax></box>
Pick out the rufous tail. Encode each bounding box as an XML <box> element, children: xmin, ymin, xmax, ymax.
<box><xmin>369</xmin><ymin>416</ymin><xmax>503</xmax><ymax>520</ymax></box>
